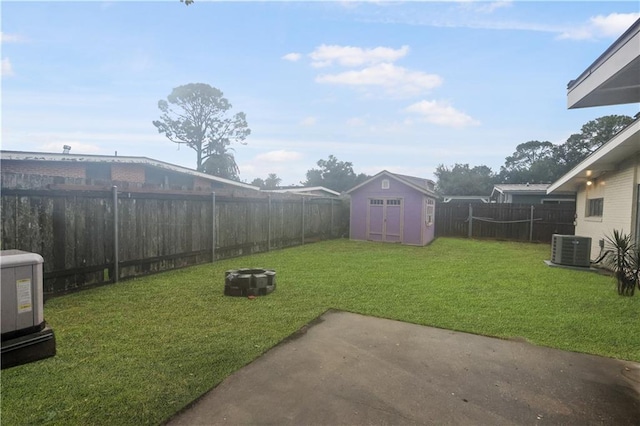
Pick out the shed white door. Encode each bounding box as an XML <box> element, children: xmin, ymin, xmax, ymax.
<box><xmin>367</xmin><ymin>198</ymin><xmax>403</xmax><ymax>242</ymax></box>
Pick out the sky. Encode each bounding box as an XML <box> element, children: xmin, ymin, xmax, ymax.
<box><xmin>1</xmin><ymin>1</ymin><xmax>639</xmax><ymax>187</ymax></box>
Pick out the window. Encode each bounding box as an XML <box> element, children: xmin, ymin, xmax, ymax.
<box><xmin>370</xmin><ymin>199</ymin><xmax>384</xmax><ymax>205</ymax></box>
<box><xmin>426</xmin><ymin>198</ymin><xmax>435</xmax><ymax>225</ymax></box>
<box><xmin>386</xmin><ymin>199</ymin><xmax>401</xmax><ymax>205</ymax></box>
<box><xmin>381</xmin><ymin>179</ymin><xmax>390</xmax><ymax>189</ymax></box>
<box><xmin>587</xmin><ymin>198</ymin><xmax>603</xmax><ymax>217</ymax></box>
<box><xmin>86</xmin><ymin>163</ymin><xmax>111</xmax><ymax>181</ymax></box>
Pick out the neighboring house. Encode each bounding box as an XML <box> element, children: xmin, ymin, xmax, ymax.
<box><xmin>547</xmin><ymin>18</ymin><xmax>640</xmax><ymax>256</ymax></box>
<box><xmin>491</xmin><ymin>184</ymin><xmax>575</xmax><ymax>204</ymax></box>
<box><xmin>346</xmin><ymin>170</ymin><xmax>438</xmax><ymax>245</ymax></box>
<box><xmin>262</xmin><ymin>186</ymin><xmax>341</xmax><ymax>198</ymax></box>
<box><xmin>441</xmin><ymin>195</ymin><xmax>490</xmax><ymax>204</ymax></box>
<box><xmin>0</xmin><ymin>150</ymin><xmax>259</xmax><ymax>192</ymax></box>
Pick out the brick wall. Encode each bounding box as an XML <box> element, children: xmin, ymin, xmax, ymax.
<box><xmin>1</xmin><ymin>160</ymin><xmax>86</xmax><ymax>178</ymax></box>
<box><xmin>194</xmin><ymin>177</ymin><xmax>213</xmax><ymax>191</ymax></box>
<box><xmin>111</xmin><ymin>163</ymin><xmax>145</xmax><ymax>184</ymax></box>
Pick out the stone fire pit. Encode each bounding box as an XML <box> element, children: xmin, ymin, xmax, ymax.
<box><xmin>224</xmin><ymin>268</ymin><xmax>276</xmax><ymax>297</ymax></box>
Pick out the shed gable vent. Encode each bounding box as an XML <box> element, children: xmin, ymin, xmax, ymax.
<box><xmin>381</xmin><ymin>179</ymin><xmax>389</xmax><ymax>189</ymax></box>
<box><xmin>551</xmin><ymin>234</ymin><xmax>591</xmax><ymax>267</ymax></box>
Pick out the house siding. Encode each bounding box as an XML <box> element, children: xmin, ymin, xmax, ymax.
<box><xmin>575</xmin><ymin>156</ymin><xmax>639</xmax><ymax>256</ymax></box>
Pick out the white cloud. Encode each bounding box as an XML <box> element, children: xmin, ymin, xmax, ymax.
<box><xmin>590</xmin><ymin>13</ymin><xmax>640</xmax><ymax>37</ymax></box>
<box><xmin>309</xmin><ymin>44</ymin><xmax>409</xmax><ymax>68</ymax></box>
<box><xmin>254</xmin><ymin>150</ymin><xmax>304</xmax><ymax>162</ymax></box>
<box><xmin>558</xmin><ymin>12</ymin><xmax>640</xmax><ymax>40</ymax></box>
<box><xmin>282</xmin><ymin>52</ymin><xmax>302</xmax><ymax>62</ymax></box>
<box><xmin>316</xmin><ymin>63</ymin><xmax>442</xmax><ymax>97</ymax></box>
<box><xmin>240</xmin><ymin>150</ymin><xmax>306</xmax><ymax>184</ymax></box>
<box><xmin>456</xmin><ymin>0</ymin><xmax>513</xmax><ymax>14</ymax></box>
<box><xmin>1</xmin><ymin>32</ymin><xmax>26</xmax><ymax>43</ymax></box>
<box><xmin>1</xmin><ymin>58</ymin><xmax>14</xmax><ymax>77</ymax></box>
<box><xmin>300</xmin><ymin>116</ymin><xmax>317</xmax><ymax>126</ymax></box>
<box><xmin>346</xmin><ymin>117</ymin><xmax>366</xmax><ymax>127</ymax></box>
<box><xmin>404</xmin><ymin>100</ymin><xmax>480</xmax><ymax>128</ymax></box>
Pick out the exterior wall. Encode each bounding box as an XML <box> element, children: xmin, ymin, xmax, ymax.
<box><xmin>509</xmin><ymin>194</ymin><xmax>574</xmax><ymax>204</ymax></box>
<box><xmin>575</xmin><ymin>156</ymin><xmax>638</xmax><ymax>257</ymax></box>
<box><xmin>1</xmin><ymin>157</ymin><xmax>255</xmax><ymax>192</ymax></box>
<box><xmin>111</xmin><ymin>164</ymin><xmax>145</xmax><ymax>184</ymax></box>
<box><xmin>402</xmin><ymin>190</ymin><xmax>425</xmax><ymax>245</ymax></box>
<box><xmin>194</xmin><ymin>177</ymin><xmax>214</xmax><ymax>191</ymax></box>
<box><xmin>349</xmin><ymin>175</ymin><xmax>435</xmax><ymax>245</ymax></box>
<box><xmin>1</xmin><ymin>160</ymin><xmax>86</xmax><ymax>179</ymax></box>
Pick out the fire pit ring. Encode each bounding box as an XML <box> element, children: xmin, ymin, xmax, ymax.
<box><xmin>224</xmin><ymin>268</ymin><xmax>276</xmax><ymax>297</ymax></box>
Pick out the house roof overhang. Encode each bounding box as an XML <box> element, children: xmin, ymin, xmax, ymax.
<box><xmin>548</xmin><ymin>118</ymin><xmax>640</xmax><ymax>193</ymax></box>
<box><xmin>0</xmin><ymin>150</ymin><xmax>260</xmax><ymax>191</ymax></box>
<box><xmin>567</xmin><ymin>18</ymin><xmax>640</xmax><ymax>109</ymax></box>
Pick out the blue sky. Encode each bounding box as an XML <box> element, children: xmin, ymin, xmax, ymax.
<box><xmin>2</xmin><ymin>1</ymin><xmax>639</xmax><ymax>186</ymax></box>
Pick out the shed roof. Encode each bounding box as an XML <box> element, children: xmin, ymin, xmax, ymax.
<box><xmin>346</xmin><ymin>170</ymin><xmax>437</xmax><ymax>197</ymax></box>
<box><xmin>491</xmin><ymin>184</ymin><xmax>551</xmax><ymax>196</ymax></box>
<box><xmin>0</xmin><ymin>150</ymin><xmax>259</xmax><ymax>191</ymax></box>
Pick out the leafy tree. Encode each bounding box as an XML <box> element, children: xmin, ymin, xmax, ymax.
<box><xmin>498</xmin><ymin>115</ymin><xmax>634</xmax><ymax>184</ymax></box>
<box><xmin>434</xmin><ymin>163</ymin><xmax>497</xmax><ymax>195</ymax></box>
<box><xmin>249</xmin><ymin>174</ymin><xmax>282</xmax><ymax>189</ymax></box>
<box><xmin>499</xmin><ymin>140</ymin><xmax>559</xmax><ymax>184</ymax></box>
<box><xmin>264</xmin><ymin>173</ymin><xmax>281</xmax><ymax>189</ymax></box>
<box><xmin>202</xmin><ymin>151</ymin><xmax>240</xmax><ymax>180</ymax></box>
<box><xmin>153</xmin><ymin>83</ymin><xmax>250</xmax><ymax>172</ymax></box>
<box><xmin>250</xmin><ymin>178</ymin><xmax>265</xmax><ymax>188</ymax></box>
<box><xmin>556</xmin><ymin>114</ymin><xmax>633</xmax><ymax>172</ymax></box>
<box><xmin>302</xmin><ymin>155</ymin><xmax>368</xmax><ymax>192</ymax></box>
<box><xmin>180</xmin><ymin>0</ymin><xmax>194</xmax><ymax>5</ymax></box>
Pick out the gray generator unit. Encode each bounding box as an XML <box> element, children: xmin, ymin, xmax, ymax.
<box><xmin>551</xmin><ymin>234</ymin><xmax>592</xmax><ymax>268</ymax></box>
<box><xmin>1</xmin><ymin>250</ymin><xmax>55</xmax><ymax>369</ymax></box>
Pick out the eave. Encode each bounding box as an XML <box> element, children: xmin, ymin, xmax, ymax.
<box><xmin>567</xmin><ymin>18</ymin><xmax>640</xmax><ymax>109</ymax></box>
<box><xmin>548</xmin><ymin>118</ymin><xmax>640</xmax><ymax>193</ymax></box>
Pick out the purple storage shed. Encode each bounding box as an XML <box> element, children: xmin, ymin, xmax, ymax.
<box><xmin>346</xmin><ymin>171</ymin><xmax>438</xmax><ymax>245</ymax></box>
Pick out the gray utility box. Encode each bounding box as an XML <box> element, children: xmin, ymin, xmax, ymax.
<box><xmin>1</xmin><ymin>250</ymin><xmax>55</xmax><ymax>369</ymax></box>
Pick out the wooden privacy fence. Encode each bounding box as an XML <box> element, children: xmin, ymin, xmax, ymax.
<box><xmin>0</xmin><ymin>187</ymin><xmax>348</xmax><ymax>297</ymax></box>
<box><xmin>435</xmin><ymin>203</ymin><xmax>576</xmax><ymax>243</ymax></box>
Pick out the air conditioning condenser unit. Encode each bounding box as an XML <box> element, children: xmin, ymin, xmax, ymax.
<box><xmin>551</xmin><ymin>234</ymin><xmax>592</xmax><ymax>268</ymax></box>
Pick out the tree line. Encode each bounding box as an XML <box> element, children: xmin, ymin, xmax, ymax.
<box><xmin>152</xmin><ymin>82</ymin><xmax>633</xmax><ymax>195</ymax></box>
<box><xmin>435</xmin><ymin>114</ymin><xmax>633</xmax><ymax>195</ymax></box>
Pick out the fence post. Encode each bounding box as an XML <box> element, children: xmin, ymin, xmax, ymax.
<box><xmin>330</xmin><ymin>199</ymin><xmax>334</xmax><ymax>238</ymax></box>
<box><xmin>211</xmin><ymin>192</ymin><xmax>216</xmax><ymax>262</ymax></box>
<box><xmin>529</xmin><ymin>204</ymin><xmax>534</xmax><ymax>242</ymax></box>
<box><xmin>301</xmin><ymin>197</ymin><xmax>306</xmax><ymax>245</ymax></box>
<box><xmin>268</xmin><ymin>194</ymin><xmax>272</xmax><ymax>251</ymax></box>
<box><xmin>468</xmin><ymin>204</ymin><xmax>473</xmax><ymax>238</ymax></box>
<box><xmin>112</xmin><ymin>186</ymin><xmax>119</xmax><ymax>283</ymax></box>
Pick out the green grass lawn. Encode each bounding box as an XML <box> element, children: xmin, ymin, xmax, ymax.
<box><xmin>2</xmin><ymin>238</ymin><xmax>639</xmax><ymax>425</ymax></box>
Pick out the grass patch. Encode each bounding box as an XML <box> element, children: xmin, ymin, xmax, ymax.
<box><xmin>2</xmin><ymin>238</ymin><xmax>638</xmax><ymax>425</ymax></box>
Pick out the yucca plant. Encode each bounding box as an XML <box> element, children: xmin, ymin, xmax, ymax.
<box><xmin>604</xmin><ymin>230</ymin><xmax>639</xmax><ymax>296</ymax></box>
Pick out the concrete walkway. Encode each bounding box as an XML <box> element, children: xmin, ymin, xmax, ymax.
<box><xmin>166</xmin><ymin>310</ymin><xmax>640</xmax><ymax>425</ymax></box>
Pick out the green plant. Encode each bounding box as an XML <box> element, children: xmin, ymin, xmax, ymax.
<box><xmin>2</xmin><ymin>238</ymin><xmax>638</xmax><ymax>426</ymax></box>
<box><xmin>604</xmin><ymin>230</ymin><xmax>639</xmax><ymax>296</ymax></box>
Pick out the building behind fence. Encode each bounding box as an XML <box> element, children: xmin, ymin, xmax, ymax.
<box><xmin>1</xmin><ymin>186</ymin><xmax>348</xmax><ymax>297</ymax></box>
<box><xmin>435</xmin><ymin>203</ymin><xmax>576</xmax><ymax>242</ymax></box>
